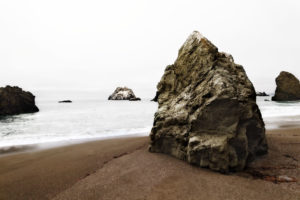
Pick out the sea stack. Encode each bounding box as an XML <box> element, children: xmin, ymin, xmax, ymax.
<box><xmin>149</xmin><ymin>31</ymin><xmax>268</xmax><ymax>173</ymax></box>
<box><xmin>272</xmin><ymin>71</ymin><xmax>300</xmax><ymax>101</ymax></box>
<box><xmin>108</xmin><ymin>87</ymin><xmax>141</xmax><ymax>101</ymax></box>
<box><xmin>0</xmin><ymin>86</ymin><xmax>39</xmax><ymax>116</ymax></box>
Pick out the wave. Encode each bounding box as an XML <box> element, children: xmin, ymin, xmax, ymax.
<box><xmin>0</xmin><ymin>126</ymin><xmax>152</xmax><ymax>148</ymax></box>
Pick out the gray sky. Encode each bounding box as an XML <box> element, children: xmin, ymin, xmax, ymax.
<box><xmin>0</xmin><ymin>0</ymin><xmax>299</xmax><ymax>97</ymax></box>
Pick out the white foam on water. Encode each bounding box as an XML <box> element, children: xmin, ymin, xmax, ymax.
<box><xmin>0</xmin><ymin>126</ymin><xmax>152</xmax><ymax>148</ymax></box>
<box><xmin>0</xmin><ymin>97</ymin><xmax>156</xmax><ymax>149</ymax></box>
<box><xmin>257</xmin><ymin>96</ymin><xmax>300</xmax><ymax>129</ymax></box>
<box><xmin>1</xmin><ymin>95</ymin><xmax>300</xmax><ymax>149</ymax></box>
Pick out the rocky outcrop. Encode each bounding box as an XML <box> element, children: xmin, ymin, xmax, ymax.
<box><xmin>256</xmin><ymin>92</ymin><xmax>269</xmax><ymax>96</ymax></box>
<box><xmin>0</xmin><ymin>86</ymin><xmax>39</xmax><ymax>115</ymax></box>
<box><xmin>149</xmin><ymin>31</ymin><xmax>268</xmax><ymax>173</ymax></box>
<box><xmin>108</xmin><ymin>87</ymin><xmax>141</xmax><ymax>101</ymax></box>
<box><xmin>272</xmin><ymin>71</ymin><xmax>300</xmax><ymax>101</ymax></box>
<box><xmin>58</xmin><ymin>100</ymin><xmax>72</xmax><ymax>103</ymax></box>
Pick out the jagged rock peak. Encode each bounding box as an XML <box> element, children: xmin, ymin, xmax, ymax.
<box><xmin>149</xmin><ymin>31</ymin><xmax>267</xmax><ymax>173</ymax></box>
<box><xmin>182</xmin><ymin>31</ymin><xmax>204</xmax><ymax>49</ymax></box>
<box><xmin>179</xmin><ymin>31</ymin><xmax>217</xmax><ymax>58</ymax></box>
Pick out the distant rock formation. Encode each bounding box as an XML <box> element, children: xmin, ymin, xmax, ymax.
<box><xmin>108</xmin><ymin>87</ymin><xmax>141</xmax><ymax>101</ymax></box>
<box><xmin>256</xmin><ymin>92</ymin><xmax>269</xmax><ymax>96</ymax></box>
<box><xmin>0</xmin><ymin>86</ymin><xmax>39</xmax><ymax>115</ymax></box>
<box><xmin>149</xmin><ymin>31</ymin><xmax>268</xmax><ymax>173</ymax></box>
<box><xmin>58</xmin><ymin>100</ymin><xmax>72</xmax><ymax>103</ymax></box>
<box><xmin>272</xmin><ymin>71</ymin><xmax>300</xmax><ymax>101</ymax></box>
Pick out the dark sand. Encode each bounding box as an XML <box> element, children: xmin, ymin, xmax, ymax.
<box><xmin>0</xmin><ymin>129</ymin><xmax>299</xmax><ymax>200</ymax></box>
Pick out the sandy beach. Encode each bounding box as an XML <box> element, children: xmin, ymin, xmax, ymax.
<box><xmin>0</xmin><ymin>128</ymin><xmax>299</xmax><ymax>200</ymax></box>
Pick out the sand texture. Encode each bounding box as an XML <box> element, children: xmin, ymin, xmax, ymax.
<box><xmin>0</xmin><ymin>129</ymin><xmax>299</xmax><ymax>200</ymax></box>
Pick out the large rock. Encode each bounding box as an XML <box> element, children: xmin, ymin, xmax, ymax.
<box><xmin>272</xmin><ymin>71</ymin><xmax>300</xmax><ymax>101</ymax></box>
<box><xmin>149</xmin><ymin>31</ymin><xmax>268</xmax><ymax>173</ymax></box>
<box><xmin>0</xmin><ymin>86</ymin><xmax>39</xmax><ymax>116</ymax></box>
<box><xmin>108</xmin><ymin>87</ymin><xmax>141</xmax><ymax>101</ymax></box>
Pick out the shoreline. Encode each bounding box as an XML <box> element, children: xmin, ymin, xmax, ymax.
<box><xmin>0</xmin><ymin>132</ymin><xmax>149</xmax><ymax>157</ymax></box>
<box><xmin>1</xmin><ymin>122</ymin><xmax>300</xmax><ymax>157</ymax></box>
<box><xmin>0</xmin><ymin>128</ymin><xmax>300</xmax><ymax>200</ymax></box>
<box><xmin>264</xmin><ymin>115</ymin><xmax>300</xmax><ymax>130</ymax></box>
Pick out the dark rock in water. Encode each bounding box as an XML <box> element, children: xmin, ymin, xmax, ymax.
<box><xmin>0</xmin><ymin>86</ymin><xmax>39</xmax><ymax>116</ymax></box>
<box><xmin>58</xmin><ymin>100</ymin><xmax>72</xmax><ymax>103</ymax></box>
<box><xmin>149</xmin><ymin>31</ymin><xmax>268</xmax><ymax>173</ymax></box>
<box><xmin>151</xmin><ymin>92</ymin><xmax>159</xmax><ymax>102</ymax></box>
<box><xmin>256</xmin><ymin>92</ymin><xmax>269</xmax><ymax>96</ymax></box>
<box><xmin>129</xmin><ymin>97</ymin><xmax>141</xmax><ymax>101</ymax></box>
<box><xmin>264</xmin><ymin>99</ymin><xmax>270</xmax><ymax>102</ymax></box>
<box><xmin>272</xmin><ymin>71</ymin><xmax>300</xmax><ymax>101</ymax></box>
<box><xmin>108</xmin><ymin>87</ymin><xmax>141</xmax><ymax>101</ymax></box>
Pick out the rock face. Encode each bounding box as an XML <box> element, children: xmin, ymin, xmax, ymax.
<box><xmin>0</xmin><ymin>86</ymin><xmax>39</xmax><ymax>116</ymax></box>
<box><xmin>256</xmin><ymin>92</ymin><xmax>269</xmax><ymax>96</ymax></box>
<box><xmin>108</xmin><ymin>87</ymin><xmax>141</xmax><ymax>101</ymax></box>
<box><xmin>149</xmin><ymin>31</ymin><xmax>268</xmax><ymax>173</ymax></box>
<box><xmin>272</xmin><ymin>71</ymin><xmax>300</xmax><ymax>101</ymax></box>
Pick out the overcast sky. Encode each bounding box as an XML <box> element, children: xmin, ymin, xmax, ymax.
<box><xmin>0</xmin><ymin>0</ymin><xmax>299</xmax><ymax>97</ymax></box>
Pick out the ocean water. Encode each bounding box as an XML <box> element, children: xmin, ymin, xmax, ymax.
<box><xmin>257</xmin><ymin>96</ymin><xmax>300</xmax><ymax>129</ymax></box>
<box><xmin>0</xmin><ymin>92</ymin><xmax>300</xmax><ymax>149</ymax></box>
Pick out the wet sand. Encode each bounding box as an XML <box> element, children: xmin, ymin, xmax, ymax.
<box><xmin>0</xmin><ymin>129</ymin><xmax>299</xmax><ymax>200</ymax></box>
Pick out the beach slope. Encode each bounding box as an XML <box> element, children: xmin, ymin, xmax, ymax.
<box><xmin>0</xmin><ymin>129</ymin><xmax>299</xmax><ymax>200</ymax></box>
